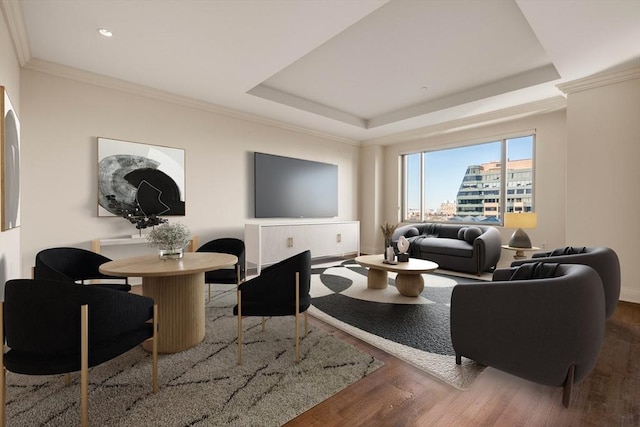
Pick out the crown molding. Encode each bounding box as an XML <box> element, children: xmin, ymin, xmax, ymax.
<box><xmin>23</xmin><ymin>58</ymin><xmax>361</xmax><ymax>146</ymax></box>
<box><xmin>361</xmin><ymin>96</ymin><xmax>567</xmax><ymax>146</ymax></box>
<box><xmin>557</xmin><ymin>66</ymin><xmax>640</xmax><ymax>94</ymax></box>
<box><xmin>0</xmin><ymin>0</ymin><xmax>31</xmax><ymax>66</ymax></box>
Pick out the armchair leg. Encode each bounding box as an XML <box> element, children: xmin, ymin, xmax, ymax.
<box><xmin>455</xmin><ymin>354</ymin><xmax>461</xmax><ymax>365</ymax></box>
<box><xmin>237</xmin><ymin>289</ymin><xmax>243</xmax><ymax>365</ymax></box>
<box><xmin>0</xmin><ymin>367</ymin><xmax>5</xmax><ymax>427</ymax></box>
<box><xmin>81</xmin><ymin>305</ymin><xmax>89</xmax><ymax>427</ymax></box>
<box><xmin>304</xmin><ymin>311</ymin><xmax>308</xmax><ymax>337</ymax></box>
<box><xmin>563</xmin><ymin>365</ymin><xmax>575</xmax><ymax>408</ymax></box>
<box><xmin>295</xmin><ymin>272</ymin><xmax>300</xmax><ymax>363</ymax></box>
<box><xmin>64</xmin><ymin>373</ymin><xmax>71</xmax><ymax>386</ymax></box>
<box><xmin>1</xmin><ymin>303</ymin><xmax>5</xmax><ymax>427</ymax></box>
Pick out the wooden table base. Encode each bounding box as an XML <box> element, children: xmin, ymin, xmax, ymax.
<box><xmin>394</xmin><ymin>273</ymin><xmax>425</xmax><ymax>297</ymax></box>
<box><xmin>366</xmin><ymin>268</ymin><xmax>389</xmax><ymax>289</ymax></box>
<box><xmin>141</xmin><ymin>272</ymin><xmax>205</xmax><ymax>353</ymax></box>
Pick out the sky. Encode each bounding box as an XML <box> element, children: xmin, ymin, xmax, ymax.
<box><xmin>407</xmin><ymin>136</ymin><xmax>533</xmax><ymax>211</ymax></box>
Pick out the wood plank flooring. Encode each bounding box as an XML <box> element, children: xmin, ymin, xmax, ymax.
<box><xmin>285</xmin><ymin>301</ymin><xmax>640</xmax><ymax>427</ymax></box>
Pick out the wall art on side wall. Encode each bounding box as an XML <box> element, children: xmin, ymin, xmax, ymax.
<box><xmin>1</xmin><ymin>86</ymin><xmax>21</xmax><ymax>231</ymax></box>
<box><xmin>97</xmin><ymin>137</ymin><xmax>185</xmax><ymax>217</ymax></box>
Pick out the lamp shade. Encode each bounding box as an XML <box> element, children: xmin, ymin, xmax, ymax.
<box><xmin>504</xmin><ymin>212</ymin><xmax>537</xmax><ymax>229</ymax></box>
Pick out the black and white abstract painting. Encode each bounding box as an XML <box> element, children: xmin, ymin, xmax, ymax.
<box><xmin>98</xmin><ymin>138</ymin><xmax>185</xmax><ymax>217</ymax></box>
<box><xmin>1</xmin><ymin>86</ymin><xmax>21</xmax><ymax>231</ymax></box>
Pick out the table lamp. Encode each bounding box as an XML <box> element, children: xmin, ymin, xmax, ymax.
<box><xmin>504</xmin><ymin>212</ymin><xmax>537</xmax><ymax>248</ymax></box>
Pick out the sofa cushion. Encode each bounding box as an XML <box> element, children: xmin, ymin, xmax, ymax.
<box><xmin>463</xmin><ymin>227</ymin><xmax>482</xmax><ymax>244</ymax></box>
<box><xmin>415</xmin><ymin>237</ymin><xmax>474</xmax><ymax>258</ymax></box>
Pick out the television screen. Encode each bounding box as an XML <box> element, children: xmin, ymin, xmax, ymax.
<box><xmin>254</xmin><ymin>152</ymin><xmax>338</xmax><ymax>218</ymax></box>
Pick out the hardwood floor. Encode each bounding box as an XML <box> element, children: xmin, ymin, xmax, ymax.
<box><xmin>285</xmin><ymin>301</ymin><xmax>640</xmax><ymax>427</ymax></box>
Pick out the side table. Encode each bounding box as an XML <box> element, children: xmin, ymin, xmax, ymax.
<box><xmin>501</xmin><ymin>245</ymin><xmax>541</xmax><ymax>260</ymax></box>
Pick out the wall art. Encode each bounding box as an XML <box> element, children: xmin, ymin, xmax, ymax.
<box><xmin>1</xmin><ymin>86</ymin><xmax>21</xmax><ymax>231</ymax></box>
<box><xmin>98</xmin><ymin>137</ymin><xmax>185</xmax><ymax>217</ymax></box>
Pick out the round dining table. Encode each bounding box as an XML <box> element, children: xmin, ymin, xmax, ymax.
<box><xmin>100</xmin><ymin>252</ymin><xmax>237</xmax><ymax>353</ymax></box>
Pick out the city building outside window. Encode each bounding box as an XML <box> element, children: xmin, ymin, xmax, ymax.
<box><xmin>401</xmin><ymin>135</ymin><xmax>534</xmax><ymax>224</ymax></box>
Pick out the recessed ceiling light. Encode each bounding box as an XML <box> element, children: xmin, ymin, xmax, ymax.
<box><xmin>98</xmin><ymin>28</ymin><xmax>113</xmax><ymax>37</ymax></box>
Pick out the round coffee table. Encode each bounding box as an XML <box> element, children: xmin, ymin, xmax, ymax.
<box><xmin>355</xmin><ymin>255</ymin><xmax>439</xmax><ymax>297</ymax></box>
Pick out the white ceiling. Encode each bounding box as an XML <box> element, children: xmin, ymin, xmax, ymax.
<box><xmin>12</xmin><ymin>0</ymin><xmax>640</xmax><ymax>144</ymax></box>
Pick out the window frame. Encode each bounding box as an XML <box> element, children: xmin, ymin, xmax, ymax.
<box><xmin>400</xmin><ymin>134</ymin><xmax>535</xmax><ymax>225</ymax></box>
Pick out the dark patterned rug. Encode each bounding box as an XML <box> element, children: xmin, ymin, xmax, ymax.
<box><xmin>309</xmin><ymin>259</ymin><xmax>486</xmax><ymax>390</ymax></box>
<box><xmin>4</xmin><ymin>289</ymin><xmax>382</xmax><ymax>426</ymax></box>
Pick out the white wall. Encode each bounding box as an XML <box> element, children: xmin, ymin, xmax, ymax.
<box><xmin>19</xmin><ymin>69</ymin><xmax>360</xmax><ymax>278</ymax></box>
<box><xmin>358</xmin><ymin>144</ymin><xmax>384</xmax><ymax>254</ymax></box>
<box><xmin>0</xmin><ymin>9</ymin><xmax>22</xmax><ymax>292</ymax></box>
<box><xmin>562</xmin><ymin>67</ymin><xmax>640</xmax><ymax>303</ymax></box>
<box><xmin>378</xmin><ymin>110</ymin><xmax>568</xmax><ymax>270</ymax></box>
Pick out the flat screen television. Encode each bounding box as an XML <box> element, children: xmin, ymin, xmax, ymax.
<box><xmin>254</xmin><ymin>152</ymin><xmax>338</xmax><ymax>218</ymax></box>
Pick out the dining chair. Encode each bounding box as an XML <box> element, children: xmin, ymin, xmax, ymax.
<box><xmin>0</xmin><ymin>278</ymin><xmax>157</xmax><ymax>427</ymax></box>
<box><xmin>34</xmin><ymin>247</ymin><xmax>131</xmax><ymax>291</ymax></box>
<box><xmin>196</xmin><ymin>238</ymin><xmax>245</xmax><ymax>300</ymax></box>
<box><xmin>233</xmin><ymin>250</ymin><xmax>311</xmax><ymax>365</ymax></box>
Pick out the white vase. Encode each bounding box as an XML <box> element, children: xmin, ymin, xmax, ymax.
<box><xmin>158</xmin><ymin>247</ymin><xmax>184</xmax><ymax>260</ymax></box>
<box><xmin>385</xmin><ymin>246</ymin><xmax>395</xmax><ymax>263</ymax></box>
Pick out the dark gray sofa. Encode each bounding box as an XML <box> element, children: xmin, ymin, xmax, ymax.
<box><xmin>391</xmin><ymin>222</ymin><xmax>502</xmax><ymax>275</ymax></box>
<box><xmin>450</xmin><ymin>263</ymin><xmax>606</xmax><ymax>407</ymax></box>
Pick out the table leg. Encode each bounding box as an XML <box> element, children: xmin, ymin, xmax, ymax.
<box><xmin>142</xmin><ymin>272</ymin><xmax>205</xmax><ymax>353</ymax></box>
<box><xmin>367</xmin><ymin>268</ymin><xmax>388</xmax><ymax>289</ymax></box>
<box><xmin>395</xmin><ymin>273</ymin><xmax>424</xmax><ymax>297</ymax></box>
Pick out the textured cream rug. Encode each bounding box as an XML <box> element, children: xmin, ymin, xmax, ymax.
<box><xmin>4</xmin><ymin>288</ymin><xmax>382</xmax><ymax>426</ymax></box>
<box><xmin>309</xmin><ymin>259</ymin><xmax>485</xmax><ymax>390</ymax></box>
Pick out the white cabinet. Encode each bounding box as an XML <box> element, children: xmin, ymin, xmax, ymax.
<box><xmin>245</xmin><ymin>221</ymin><xmax>359</xmax><ymax>274</ymax></box>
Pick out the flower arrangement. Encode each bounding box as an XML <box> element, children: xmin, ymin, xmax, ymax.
<box><xmin>380</xmin><ymin>222</ymin><xmax>398</xmax><ymax>247</ymax></box>
<box><xmin>146</xmin><ymin>222</ymin><xmax>191</xmax><ymax>255</ymax></box>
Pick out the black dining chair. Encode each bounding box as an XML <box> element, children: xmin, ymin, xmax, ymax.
<box><xmin>0</xmin><ymin>278</ymin><xmax>158</xmax><ymax>427</ymax></box>
<box><xmin>34</xmin><ymin>247</ymin><xmax>131</xmax><ymax>292</ymax></box>
<box><xmin>196</xmin><ymin>238</ymin><xmax>245</xmax><ymax>300</ymax></box>
<box><xmin>233</xmin><ymin>250</ymin><xmax>311</xmax><ymax>365</ymax></box>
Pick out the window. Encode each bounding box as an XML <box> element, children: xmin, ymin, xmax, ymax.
<box><xmin>401</xmin><ymin>135</ymin><xmax>534</xmax><ymax>224</ymax></box>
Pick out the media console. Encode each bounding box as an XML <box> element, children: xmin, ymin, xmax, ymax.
<box><xmin>245</xmin><ymin>221</ymin><xmax>360</xmax><ymax>274</ymax></box>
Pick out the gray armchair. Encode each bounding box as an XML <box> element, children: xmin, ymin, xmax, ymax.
<box><xmin>511</xmin><ymin>246</ymin><xmax>620</xmax><ymax>319</ymax></box>
<box><xmin>451</xmin><ymin>263</ymin><xmax>605</xmax><ymax>408</ymax></box>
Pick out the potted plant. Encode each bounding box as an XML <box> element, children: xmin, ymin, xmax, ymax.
<box><xmin>146</xmin><ymin>222</ymin><xmax>192</xmax><ymax>260</ymax></box>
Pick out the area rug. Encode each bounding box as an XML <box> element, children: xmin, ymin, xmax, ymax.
<box><xmin>4</xmin><ymin>288</ymin><xmax>382</xmax><ymax>426</ymax></box>
<box><xmin>309</xmin><ymin>259</ymin><xmax>486</xmax><ymax>390</ymax></box>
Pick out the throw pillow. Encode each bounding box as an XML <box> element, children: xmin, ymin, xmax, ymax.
<box><xmin>509</xmin><ymin>262</ymin><xmax>560</xmax><ymax>280</ymax></box>
<box><xmin>404</xmin><ymin>227</ymin><xmax>420</xmax><ymax>238</ymax></box>
<box><xmin>550</xmin><ymin>246</ymin><xmax>588</xmax><ymax>256</ymax></box>
<box><xmin>463</xmin><ymin>227</ymin><xmax>482</xmax><ymax>244</ymax></box>
<box><xmin>457</xmin><ymin>227</ymin><xmax>468</xmax><ymax>240</ymax></box>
